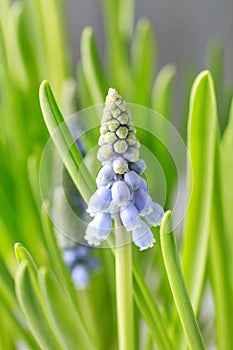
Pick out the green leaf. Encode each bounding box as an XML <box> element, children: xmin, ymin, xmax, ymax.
<box><xmin>133</xmin><ymin>263</ymin><xmax>173</xmax><ymax>350</ymax></box>
<box><xmin>181</xmin><ymin>71</ymin><xmax>217</xmax><ymax>311</ymax></box>
<box><xmin>38</xmin><ymin>267</ymin><xmax>95</xmax><ymax>350</ymax></box>
<box><xmin>15</xmin><ymin>262</ymin><xmax>63</xmax><ymax>350</ymax></box>
<box><xmin>80</xmin><ymin>27</ymin><xmax>107</xmax><ymax>105</ymax></box>
<box><xmin>0</xmin><ymin>257</ymin><xmax>18</xmax><ymax>311</ymax></box>
<box><xmin>208</xmin><ymin>98</ymin><xmax>233</xmax><ymax>350</ymax></box>
<box><xmin>152</xmin><ymin>64</ymin><xmax>176</xmax><ymax>120</ymax></box>
<box><xmin>160</xmin><ymin>211</ymin><xmax>205</xmax><ymax>350</ymax></box>
<box><xmin>5</xmin><ymin>2</ymin><xmax>29</xmax><ymax>90</ymax></box>
<box><xmin>118</xmin><ymin>0</ymin><xmax>134</xmax><ymax>41</ymax></box>
<box><xmin>101</xmin><ymin>0</ymin><xmax>130</xmax><ymax>95</ymax></box>
<box><xmin>33</xmin><ymin>0</ymin><xmax>69</xmax><ymax>98</ymax></box>
<box><xmin>151</xmin><ymin>64</ymin><xmax>177</xmax><ymax>200</ymax></box>
<box><xmin>0</xmin><ymin>0</ymin><xmax>9</xmax><ymax>26</ymax></box>
<box><xmin>14</xmin><ymin>242</ymin><xmax>38</xmax><ymax>276</ymax></box>
<box><xmin>39</xmin><ymin>80</ymin><xmax>95</xmax><ymax>202</ymax></box>
<box><xmin>131</xmin><ymin>18</ymin><xmax>156</xmax><ymax>105</ymax></box>
<box><xmin>220</xmin><ymin>98</ymin><xmax>233</xmax><ymax>262</ymax></box>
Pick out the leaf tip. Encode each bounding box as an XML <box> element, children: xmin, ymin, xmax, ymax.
<box><xmin>160</xmin><ymin>210</ymin><xmax>172</xmax><ymax>234</ymax></box>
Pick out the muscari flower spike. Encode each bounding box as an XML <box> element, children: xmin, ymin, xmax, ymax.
<box><xmin>85</xmin><ymin>88</ymin><xmax>164</xmax><ymax>250</ymax></box>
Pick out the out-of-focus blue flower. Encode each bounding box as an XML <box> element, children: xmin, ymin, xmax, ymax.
<box><xmin>62</xmin><ymin>244</ymin><xmax>100</xmax><ymax>290</ymax></box>
<box><xmin>85</xmin><ymin>88</ymin><xmax>164</xmax><ymax>250</ymax></box>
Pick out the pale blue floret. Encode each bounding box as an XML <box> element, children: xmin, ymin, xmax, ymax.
<box><xmin>96</xmin><ymin>164</ymin><xmax>115</xmax><ymax>187</ymax></box>
<box><xmin>124</xmin><ymin>171</ymin><xmax>142</xmax><ymax>190</ymax></box>
<box><xmin>140</xmin><ymin>194</ymin><xmax>153</xmax><ymax>216</ymax></box>
<box><xmin>87</xmin><ymin>186</ymin><xmax>112</xmax><ymax>216</ymax></box>
<box><xmin>85</xmin><ymin>213</ymin><xmax>112</xmax><ymax>246</ymax></box>
<box><xmin>111</xmin><ymin>180</ymin><xmax>131</xmax><ymax>206</ymax></box>
<box><xmin>129</xmin><ymin>159</ymin><xmax>146</xmax><ymax>174</ymax></box>
<box><xmin>144</xmin><ymin>202</ymin><xmax>164</xmax><ymax>226</ymax></box>
<box><xmin>120</xmin><ymin>203</ymin><xmax>142</xmax><ymax>231</ymax></box>
<box><xmin>140</xmin><ymin>177</ymin><xmax>148</xmax><ymax>192</ymax></box>
<box><xmin>133</xmin><ymin>187</ymin><xmax>149</xmax><ymax>214</ymax></box>
<box><xmin>132</xmin><ymin>221</ymin><xmax>156</xmax><ymax>251</ymax></box>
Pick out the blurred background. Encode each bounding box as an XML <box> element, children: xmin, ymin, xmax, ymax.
<box><xmin>66</xmin><ymin>0</ymin><xmax>233</xmax><ymax>127</ymax></box>
<box><xmin>67</xmin><ymin>0</ymin><xmax>233</xmax><ymax>77</ymax></box>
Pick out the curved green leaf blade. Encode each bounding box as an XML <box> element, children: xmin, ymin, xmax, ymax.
<box><xmin>209</xmin><ymin>99</ymin><xmax>233</xmax><ymax>350</ymax></box>
<box><xmin>39</xmin><ymin>80</ymin><xmax>95</xmax><ymax>202</ymax></box>
<box><xmin>152</xmin><ymin>64</ymin><xmax>176</xmax><ymax>120</ymax></box>
<box><xmin>133</xmin><ymin>263</ymin><xmax>173</xmax><ymax>350</ymax></box>
<box><xmin>160</xmin><ymin>211</ymin><xmax>205</xmax><ymax>350</ymax></box>
<box><xmin>220</xmin><ymin>98</ymin><xmax>233</xmax><ymax>265</ymax></box>
<box><xmin>80</xmin><ymin>26</ymin><xmax>107</xmax><ymax>105</ymax></box>
<box><xmin>38</xmin><ymin>267</ymin><xmax>95</xmax><ymax>350</ymax></box>
<box><xmin>14</xmin><ymin>242</ymin><xmax>37</xmax><ymax>275</ymax></box>
<box><xmin>131</xmin><ymin>18</ymin><xmax>156</xmax><ymax>105</ymax></box>
<box><xmin>182</xmin><ymin>71</ymin><xmax>217</xmax><ymax>311</ymax></box>
<box><xmin>15</xmin><ymin>262</ymin><xmax>63</xmax><ymax>350</ymax></box>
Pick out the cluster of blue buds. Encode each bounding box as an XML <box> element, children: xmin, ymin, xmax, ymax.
<box><xmin>85</xmin><ymin>88</ymin><xmax>164</xmax><ymax>250</ymax></box>
<box><xmin>62</xmin><ymin>244</ymin><xmax>100</xmax><ymax>290</ymax></box>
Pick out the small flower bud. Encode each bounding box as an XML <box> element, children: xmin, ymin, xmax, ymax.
<box><xmin>117</xmin><ymin>112</ymin><xmax>129</xmax><ymax>124</ymax></box>
<box><xmin>104</xmin><ymin>132</ymin><xmax>118</xmax><ymax>144</ymax></box>
<box><xmin>97</xmin><ymin>145</ymin><xmax>115</xmax><ymax>162</ymax></box>
<box><xmin>100</xmin><ymin>124</ymin><xmax>109</xmax><ymax>135</ymax></box>
<box><xmin>116</xmin><ymin>126</ymin><xmax>128</xmax><ymax>139</ymax></box>
<box><xmin>113</xmin><ymin>157</ymin><xmax>128</xmax><ymax>174</ymax></box>
<box><xmin>98</xmin><ymin>134</ymin><xmax>106</xmax><ymax>146</ymax></box>
<box><xmin>108</xmin><ymin>120</ymin><xmax>120</xmax><ymax>131</ymax></box>
<box><xmin>124</xmin><ymin>147</ymin><xmax>139</xmax><ymax>162</ymax></box>
<box><xmin>113</xmin><ymin>140</ymin><xmax>128</xmax><ymax>153</ymax></box>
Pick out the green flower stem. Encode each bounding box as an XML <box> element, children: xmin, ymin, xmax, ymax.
<box><xmin>160</xmin><ymin>211</ymin><xmax>205</xmax><ymax>350</ymax></box>
<box><xmin>114</xmin><ymin>213</ymin><xmax>134</xmax><ymax>350</ymax></box>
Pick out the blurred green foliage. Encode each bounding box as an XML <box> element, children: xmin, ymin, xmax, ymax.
<box><xmin>0</xmin><ymin>0</ymin><xmax>233</xmax><ymax>349</ymax></box>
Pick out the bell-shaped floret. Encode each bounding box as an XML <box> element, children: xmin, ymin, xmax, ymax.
<box><xmin>87</xmin><ymin>187</ymin><xmax>112</xmax><ymax>216</ymax></box>
<box><xmin>144</xmin><ymin>202</ymin><xmax>164</xmax><ymax>226</ymax></box>
<box><xmin>140</xmin><ymin>194</ymin><xmax>153</xmax><ymax>216</ymax></box>
<box><xmin>132</xmin><ymin>221</ymin><xmax>155</xmax><ymax>250</ymax></box>
<box><xmin>84</xmin><ymin>212</ymin><xmax>112</xmax><ymax>246</ymax></box>
<box><xmin>120</xmin><ymin>203</ymin><xmax>141</xmax><ymax>231</ymax></box>
<box><xmin>96</xmin><ymin>164</ymin><xmax>115</xmax><ymax>187</ymax></box>
<box><xmin>129</xmin><ymin>159</ymin><xmax>146</xmax><ymax>174</ymax></box>
<box><xmin>124</xmin><ymin>171</ymin><xmax>141</xmax><ymax>190</ymax></box>
<box><xmin>133</xmin><ymin>187</ymin><xmax>149</xmax><ymax>213</ymax></box>
<box><xmin>111</xmin><ymin>180</ymin><xmax>131</xmax><ymax>206</ymax></box>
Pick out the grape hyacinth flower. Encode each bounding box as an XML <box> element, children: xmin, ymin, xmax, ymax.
<box><xmin>62</xmin><ymin>244</ymin><xmax>100</xmax><ymax>290</ymax></box>
<box><xmin>85</xmin><ymin>88</ymin><xmax>164</xmax><ymax>250</ymax></box>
